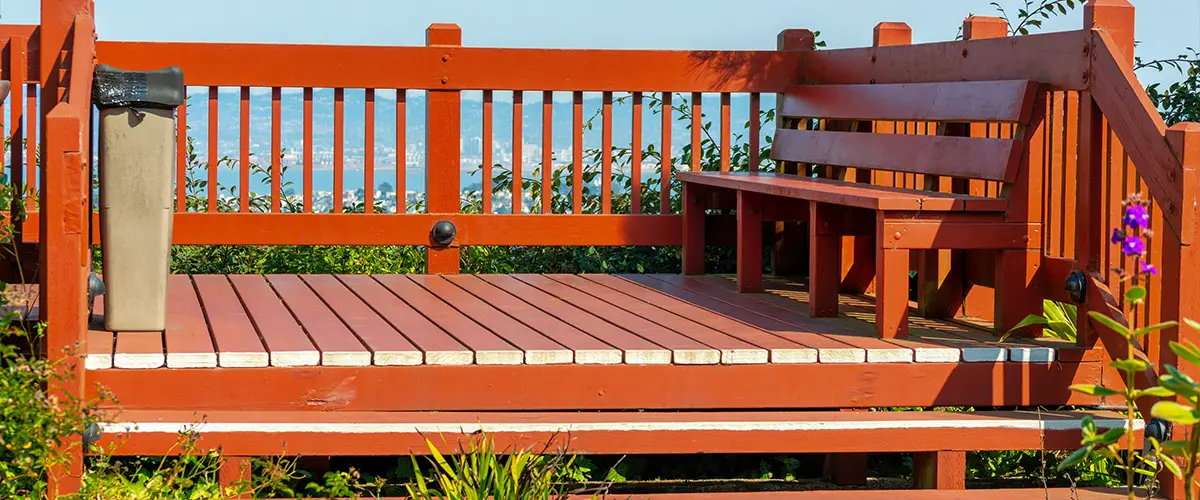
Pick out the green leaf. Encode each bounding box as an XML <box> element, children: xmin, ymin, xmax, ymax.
<box><xmin>1151</xmin><ymin>401</ymin><xmax>1200</xmax><ymax>425</ymax></box>
<box><xmin>1159</xmin><ymin>373</ymin><xmax>1200</xmax><ymax>400</ymax></box>
<box><xmin>1170</xmin><ymin>341</ymin><xmax>1200</xmax><ymax>367</ymax></box>
<box><xmin>1057</xmin><ymin>446</ymin><xmax>1091</xmax><ymax>471</ymax></box>
<box><xmin>1126</xmin><ymin>286</ymin><xmax>1147</xmax><ymax>303</ymax></box>
<box><xmin>1088</xmin><ymin>311</ymin><xmax>1131</xmax><ymax>338</ymax></box>
<box><xmin>1110</xmin><ymin>358</ymin><xmax>1148</xmax><ymax>373</ymax></box>
<box><xmin>1000</xmin><ymin>314</ymin><xmax>1048</xmax><ymax>342</ymax></box>
<box><xmin>1184</xmin><ymin>317</ymin><xmax>1200</xmax><ymax>333</ymax></box>
<box><xmin>1133</xmin><ymin>386</ymin><xmax>1177</xmax><ymax>398</ymax></box>
<box><xmin>1161</xmin><ymin>439</ymin><xmax>1191</xmax><ymax>456</ymax></box>
<box><xmin>1133</xmin><ymin>321</ymin><xmax>1178</xmax><ymax>338</ymax></box>
<box><xmin>1069</xmin><ymin>383</ymin><xmax>1121</xmax><ymax>396</ymax></box>
<box><xmin>1161</xmin><ymin>454</ymin><xmax>1184</xmax><ymax>479</ymax></box>
<box><xmin>1083</xmin><ymin>427</ymin><xmax>1126</xmax><ymax>446</ymax></box>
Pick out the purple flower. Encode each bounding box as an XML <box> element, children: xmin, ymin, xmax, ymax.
<box><xmin>1141</xmin><ymin>261</ymin><xmax>1159</xmax><ymax>276</ymax></box>
<box><xmin>1122</xmin><ymin>235</ymin><xmax>1146</xmax><ymax>256</ymax></box>
<box><xmin>1111</xmin><ymin>228</ymin><xmax>1125</xmax><ymax>245</ymax></box>
<box><xmin>1124</xmin><ymin>204</ymin><xmax>1150</xmax><ymax>230</ymax></box>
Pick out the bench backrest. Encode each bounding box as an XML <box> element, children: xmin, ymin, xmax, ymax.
<box><xmin>771</xmin><ymin>80</ymin><xmax>1039</xmax><ymax>184</ymax></box>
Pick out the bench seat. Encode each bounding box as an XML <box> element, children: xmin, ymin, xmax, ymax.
<box><xmin>677</xmin><ymin>172</ymin><xmax>1007</xmax><ymax>212</ymax></box>
<box><xmin>680</xmin><ymin>80</ymin><xmax>1045</xmax><ymax>340</ymax></box>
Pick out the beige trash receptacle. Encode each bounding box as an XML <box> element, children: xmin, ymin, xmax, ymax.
<box><xmin>93</xmin><ymin>65</ymin><xmax>185</xmax><ymax>332</ymax></box>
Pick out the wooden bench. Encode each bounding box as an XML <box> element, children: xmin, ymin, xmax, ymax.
<box><xmin>679</xmin><ymin>80</ymin><xmax>1043</xmax><ymax>339</ymax></box>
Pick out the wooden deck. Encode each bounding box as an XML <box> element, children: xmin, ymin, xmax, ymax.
<box><xmin>10</xmin><ymin>273</ymin><xmax>1089</xmax><ymax>370</ymax></box>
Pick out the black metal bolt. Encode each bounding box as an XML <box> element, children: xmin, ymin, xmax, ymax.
<box><xmin>1065</xmin><ymin>270</ymin><xmax>1087</xmax><ymax>304</ymax></box>
<box><xmin>431</xmin><ymin>220</ymin><xmax>456</xmax><ymax>246</ymax></box>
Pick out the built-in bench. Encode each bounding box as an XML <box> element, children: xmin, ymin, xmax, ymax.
<box><xmin>680</xmin><ymin>80</ymin><xmax>1044</xmax><ymax>339</ymax></box>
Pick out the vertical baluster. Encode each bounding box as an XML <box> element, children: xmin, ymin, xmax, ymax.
<box><xmin>25</xmin><ymin>81</ymin><xmax>35</xmax><ymax>210</ymax></box>
<box><xmin>660</xmin><ymin>92</ymin><xmax>672</xmax><ymax>214</ymax></box>
<box><xmin>239</xmin><ymin>86</ymin><xmax>250</xmax><ymax>212</ymax></box>
<box><xmin>333</xmin><ymin>88</ymin><xmax>344</xmax><ymax>213</ymax></box>
<box><xmin>541</xmin><ymin>90</ymin><xmax>552</xmax><ymax>214</ymax></box>
<box><xmin>207</xmin><ymin>86</ymin><xmax>218</xmax><ymax>212</ymax></box>
<box><xmin>482</xmin><ymin>90</ymin><xmax>493</xmax><ymax>214</ymax></box>
<box><xmin>512</xmin><ymin>90</ymin><xmax>523</xmax><ymax>214</ymax></box>
<box><xmin>303</xmin><ymin>88</ymin><xmax>313</xmax><ymax>213</ymax></box>
<box><xmin>572</xmin><ymin>91</ymin><xmax>583</xmax><ymax>214</ymax></box>
<box><xmin>631</xmin><ymin>92</ymin><xmax>643</xmax><ymax>214</ymax></box>
<box><xmin>11</xmin><ymin>35</ymin><xmax>27</xmax><ymax>217</ymax></box>
<box><xmin>271</xmin><ymin>87</ymin><xmax>281</xmax><ymax>212</ymax></box>
<box><xmin>364</xmin><ymin>89</ymin><xmax>375</xmax><ymax>214</ymax></box>
<box><xmin>1062</xmin><ymin>91</ymin><xmax>1079</xmax><ymax>259</ymax></box>
<box><xmin>396</xmin><ymin>89</ymin><xmax>407</xmax><ymax>213</ymax></box>
<box><xmin>690</xmin><ymin>92</ymin><xmax>701</xmax><ymax>172</ymax></box>
<box><xmin>720</xmin><ymin>93</ymin><xmax>731</xmax><ymax>172</ymax></box>
<box><xmin>176</xmin><ymin>97</ymin><xmax>187</xmax><ymax>211</ymax></box>
<box><xmin>601</xmin><ymin>91</ymin><xmax>612</xmax><ymax>213</ymax></box>
<box><xmin>749</xmin><ymin>93</ymin><xmax>760</xmax><ymax>172</ymax></box>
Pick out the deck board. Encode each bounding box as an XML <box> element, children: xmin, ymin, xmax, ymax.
<box><xmin>517</xmin><ymin>274</ymin><xmax>720</xmax><ymax>364</ymax></box>
<box><xmin>413</xmin><ymin>275</ymin><xmax>572</xmax><ymax>364</ymax></box>
<box><xmin>164</xmin><ymin>276</ymin><xmax>218</xmax><ymax>368</ymax></box>
<box><xmin>266</xmin><ymin>275</ymin><xmax>371</xmax><ymax>366</ymax></box>
<box><xmin>338</xmin><ymin>275</ymin><xmax>472</xmax><ymax>365</ymax></box>
<box><xmin>192</xmin><ymin>275</ymin><xmax>269</xmax><ymax>367</ymax></box>
<box><xmin>553</xmin><ymin>274</ymin><xmax>766</xmax><ymax>364</ymax></box>
<box><xmin>446</xmin><ymin>275</ymin><xmax>621</xmax><ymax>364</ymax></box>
<box><xmin>86</xmin><ymin>297</ymin><xmax>114</xmax><ymax>370</ymax></box>
<box><xmin>303</xmin><ymin>275</ymin><xmax>423</xmax><ymax>366</ymax></box>
<box><xmin>229</xmin><ymin>274</ymin><xmax>320</xmax><ymax>367</ymax></box>
<box><xmin>77</xmin><ymin>274</ymin><xmax>1097</xmax><ymax>370</ymax></box>
<box><xmin>593</xmin><ymin>274</ymin><xmax>812</xmax><ymax>362</ymax></box>
<box><xmin>479</xmin><ymin>274</ymin><xmax>668</xmax><ymax>364</ymax></box>
<box><xmin>646</xmin><ymin>275</ymin><xmax>869</xmax><ymax>363</ymax></box>
<box><xmin>374</xmin><ymin>275</ymin><xmax>523</xmax><ymax>365</ymax></box>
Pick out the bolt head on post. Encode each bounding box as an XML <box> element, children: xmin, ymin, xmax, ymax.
<box><xmin>431</xmin><ymin>220</ymin><xmax>457</xmax><ymax>247</ymax></box>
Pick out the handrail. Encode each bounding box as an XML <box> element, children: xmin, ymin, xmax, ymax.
<box><xmin>1089</xmin><ymin>29</ymin><xmax>1189</xmax><ymax>240</ymax></box>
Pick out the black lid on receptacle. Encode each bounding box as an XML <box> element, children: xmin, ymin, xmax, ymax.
<box><xmin>92</xmin><ymin>64</ymin><xmax>185</xmax><ymax>109</ymax></box>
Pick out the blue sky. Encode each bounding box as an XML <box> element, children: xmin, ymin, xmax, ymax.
<box><xmin>3</xmin><ymin>0</ymin><xmax>1197</xmax><ymax>85</ymax></box>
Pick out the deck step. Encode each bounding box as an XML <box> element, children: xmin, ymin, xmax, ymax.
<box><xmin>265</xmin><ymin>491</ymin><xmax>1141</xmax><ymax>499</ymax></box>
<box><xmin>96</xmin><ymin>409</ymin><xmax>1140</xmax><ymax>457</ymax></box>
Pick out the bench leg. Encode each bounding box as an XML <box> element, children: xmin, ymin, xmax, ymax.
<box><xmin>823</xmin><ymin>452</ymin><xmax>869</xmax><ymax>486</ymax></box>
<box><xmin>682</xmin><ymin>183</ymin><xmax>706</xmax><ymax>275</ymax></box>
<box><xmin>995</xmin><ymin>249</ymin><xmax>1042</xmax><ymax>336</ymax></box>
<box><xmin>220</xmin><ymin>456</ymin><xmax>253</xmax><ymax>499</ymax></box>
<box><xmin>913</xmin><ymin>451</ymin><xmax>966</xmax><ymax>490</ymax></box>
<box><xmin>737</xmin><ymin>191</ymin><xmax>763</xmax><ymax>292</ymax></box>
<box><xmin>876</xmin><ymin>244</ymin><xmax>910</xmax><ymax>339</ymax></box>
<box><xmin>808</xmin><ymin>202</ymin><xmax>841</xmax><ymax>317</ymax></box>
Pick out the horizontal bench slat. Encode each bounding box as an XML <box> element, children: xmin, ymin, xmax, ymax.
<box><xmin>770</xmin><ymin>129</ymin><xmax>1022</xmax><ymax>182</ymax></box>
<box><xmin>96</xmin><ymin>410</ymin><xmax>1139</xmax><ymax>457</ymax></box>
<box><xmin>678</xmin><ymin>172</ymin><xmax>1006</xmax><ymax>212</ymax></box>
<box><xmin>781</xmin><ymin>80</ymin><xmax>1038</xmax><ymax>123</ymax></box>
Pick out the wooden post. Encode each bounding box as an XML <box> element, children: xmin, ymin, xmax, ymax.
<box><xmin>40</xmin><ymin>0</ymin><xmax>94</xmax><ymax>495</ymax></box>
<box><xmin>950</xmin><ymin>17</ymin><xmax>1006</xmax><ymax>322</ymax></box>
<box><xmin>1079</xmin><ymin>0</ymin><xmax>1135</xmax><ymax>346</ymax></box>
<box><xmin>737</xmin><ymin>191</ymin><xmax>763</xmax><ymax>292</ymax></box>
<box><xmin>913</xmin><ymin>451</ymin><xmax>967</xmax><ymax>490</ymax></box>
<box><xmin>995</xmin><ymin>86</ymin><xmax>1047</xmax><ymax>336</ymax></box>
<box><xmin>682</xmin><ymin>182</ymin><xmax>706</xmax><ymax>275</ymax></box>
<box><xmin>1162</xmin><ymin>122</ymin><xmax>1200</xmax><ymax>500</ymax></box>
<box><xmin>220</xmin><ymin>457</ymin><xmax>253</xmax><ymax>498</ymax></box>
<box><xmin>1085</xmin><ymin>0</ymin><xmax>1135</xmax><ymax>66</ymax></box>
<box><xmin>425</xmin><ymin>23</ymin><xmax>463</xmax><ymax>274</ymax></box>
<box><xmin>770</xmin><ymin>29</ymin><xmax>813</xmax><ymax>278</ymax></box>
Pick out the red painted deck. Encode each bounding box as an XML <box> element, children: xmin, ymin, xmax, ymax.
<box><xmin>47</xmin><ymin>273</ymin><xmax>1090</xmax><ymax>370</ymax></box>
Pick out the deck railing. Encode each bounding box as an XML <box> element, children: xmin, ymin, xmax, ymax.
<box><xmin>8</xmin><ymin>0</ymin><xmax>1200</xmax><ymax>495</ymax></box>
